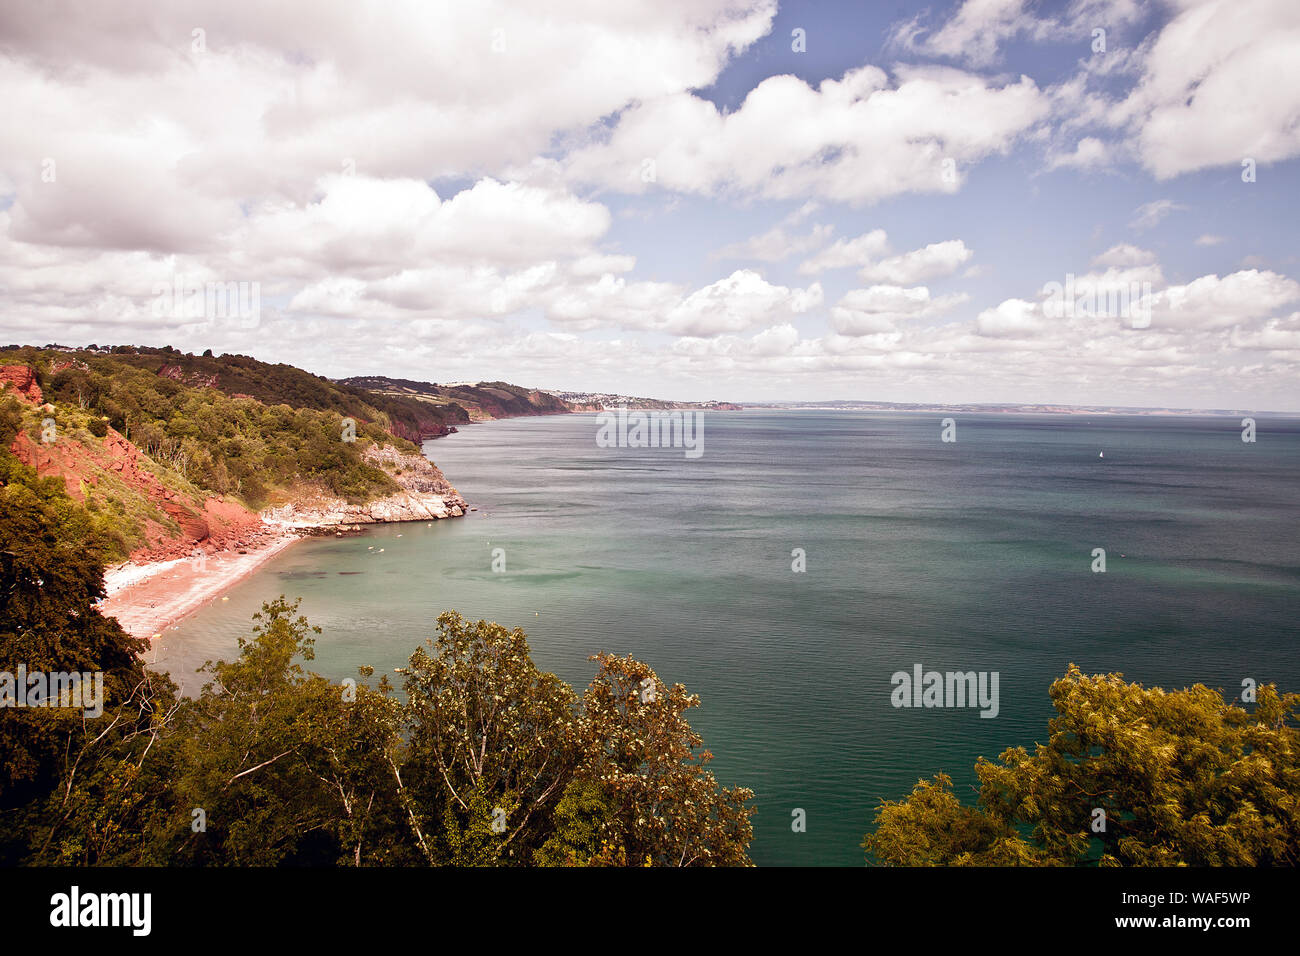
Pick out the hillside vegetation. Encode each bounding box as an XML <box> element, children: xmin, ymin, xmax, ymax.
<box><xmin>0</xmin><ymin>347</ymin><xmax>443</xmax><ymax>559</ymax></box>
<box><xmin>340</xmin><ymin>375</ymin><xmax>579</xmax><ymax>421</ymax></box>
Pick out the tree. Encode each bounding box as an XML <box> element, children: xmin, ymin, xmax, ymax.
<box><xmin>400</xmin><ymin>612</ymin><xmax>581</xmax><ymax>865</ymax></box>
<box><xmin>6</xmin><ymin>583</ymin><xmax>757</xmax><ymax>866</ymax></box>
<box><xmin>864</xmin><ymin>665</ymin><xmax>1300</xmax><ymax>866</ymax></box>
<box><xmin>166</xmin><ymin>597</ymin><xmax>414</xmax><ymax>865</ymax></box>
<box><xmin>574</xmin><ymin>653</ymin><xmax>756</xmax><ymax>867</ymax></box>
<box><xmin>0</xmin><ymin>402</ymin><xmax>157</xmax><ymax>861</ymax></box>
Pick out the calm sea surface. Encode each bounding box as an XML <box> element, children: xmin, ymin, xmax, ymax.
<box><xmin>155</xmin><ymin>411</ymin><xmax>1300</xmax><ymax>866</ymax></box>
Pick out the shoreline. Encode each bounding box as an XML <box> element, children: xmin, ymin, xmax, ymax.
<box><xmin>99</xmin><ymin>440</ymin><xmax>468</xmax><ymax>642</ymax></box>
<box><xmin>100</xmin><ymin>529</ymin><xmax>305</xmax><ymax>640</ymax></box>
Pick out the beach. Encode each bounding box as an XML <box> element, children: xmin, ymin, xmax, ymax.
<box><xmin>100</xmin><ymin>528</ymin><xmax>303</xmax><ymax>640</ymax></box>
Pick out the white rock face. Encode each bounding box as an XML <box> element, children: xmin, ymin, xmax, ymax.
<box><xmin>262</xmin><ymin>443</ymin><xmax>468</xmax><ymax>529</ymax></box>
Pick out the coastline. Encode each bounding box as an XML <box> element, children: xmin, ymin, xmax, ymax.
<box><xmin>100</xmin><ymin>528</ymin><xmax>305</xmax><ymax>640</ymax></box>
<box><xmin>98</xmin><ymin>441</ymin><xmax>468</xmax><ymax>642</ymax></box>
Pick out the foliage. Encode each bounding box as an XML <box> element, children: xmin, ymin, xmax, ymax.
<box><xmin>0</xmin><ymin>410</ymin><xmax>163</xmax><ymax>862</ymax></box>
<box><xmin>864</xmin><ymin>664</ymin><xmax>1300</xmax><ymax>866</ymax></box>
<box><xmin>401</xmin><ymin>612</ymin><xmax>581</xmax><ymax>865</ymax></box>
<box><xmin>4</xmin><ymin>596</ymin><xmax>755</xmax><ymax>866</ymax></box>
<box><xmin>575</xmin><ymin>653</ymin><xmax>756</xmax><ymax>866</ymax></box>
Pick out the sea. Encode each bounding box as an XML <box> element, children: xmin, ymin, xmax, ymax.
<box><xmin>153</xmin><ymin>410</ymin><xmax>1300</xmax><ymax>866</ymax></box>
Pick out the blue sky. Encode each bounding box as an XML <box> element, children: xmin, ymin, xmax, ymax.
<box><xmin>2</xmin><ymin>0</ymin><xmax>1298</xmax><ymax>409</ymax></box>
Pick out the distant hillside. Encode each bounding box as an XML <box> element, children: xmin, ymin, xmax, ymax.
<box><xmin>340</xmin><ymin>375</ymin><xmax>586</xmax><ymax>422</ymax></box>
<box><xmin>345</xmin><ymin>376</ymin><xmax>741</xmax><ymax>416</ymax></box>
<box><xmin>547</xmin><ymin>390</ymin><xmax>742</xmax><ymax>411</ymax></box>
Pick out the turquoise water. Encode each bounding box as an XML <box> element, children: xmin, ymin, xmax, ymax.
<box><xmin>154</xmin><ymin>411</ymin><xmax>1300</xmax><ymax>866</ymax></box>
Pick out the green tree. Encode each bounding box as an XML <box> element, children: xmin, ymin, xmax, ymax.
<box><xmin>400</xmin><ymin>612</ymin><xmax>581</xmax><ymax>865</ymax></box>
<box><xmin>575</xmin><ymin>653</ymin><xmax>756</xmax><ymax>866</ymax></box>
<box><xmin>167</xmin><ymin>597</ymin><xmax>414</xmax><ymax>865</ymax></box>
<box><xmin>0</xmin><ymin>400</ymin><xmax>159</xmax><ymax>862</ymax></box>
<box><xmin>864</xmin><ymin>665</ymin><xmax>1300</xmax><ymax>866</ymax></box>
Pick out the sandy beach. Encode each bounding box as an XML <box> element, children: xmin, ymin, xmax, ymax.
<box><xmin>100</xmin><ymin>529</ymin><xmax>303</xmax><ymax>640</ymax></box>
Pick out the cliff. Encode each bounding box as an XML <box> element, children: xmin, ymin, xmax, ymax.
<box><xmin>0</xmin><ymin>355</ymin><xmax>472</xmax><ymax>565</ymax></box>
<box><xmin>262</xmin><ymin>444</ymin><xmax>466</xmax><ymax>528</ymax></box>
<box><xmin>0</xmin><ymin>364</ymin><xmax>43</xmax><ymax>404</ymax></box>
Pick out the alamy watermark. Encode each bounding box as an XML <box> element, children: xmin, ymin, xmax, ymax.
<box><xmin>152</xmin><ymin>274</ymin><xmax>260</xmax><ymax>327</ymax></box>
<box><xmin>595</xmin><ymin>406</ymin><xmax>704</xmax><ymax>459</ymax></box>
<box><xmin>0</xmin><ymin>666</ymin><xmax>103</xmax><ymax>717</ymax></box>
<box><xmin>890</xmin><ymin>664</ymin><xmax>999</xmax><ymax>718</ymax></box>
<box><xmin>1042</xmin><ymin>273</ymin><xmax>1152</xmax><ymax>328</ymax></box>
<box><xmin>50</xmin><ymin>886</ymin><xmax>150</xmax><ymax>936</ymax></box>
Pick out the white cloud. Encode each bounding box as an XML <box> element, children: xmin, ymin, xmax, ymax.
<box><xmin>892</xmin><ymin>0</ymin><xmax>1145</xmax><ymax>68</ymax></box>
<box><xmin>799</xmin><ymin>233</ymin><xmax>972</xmax><ymax>285</ymax></box>
<box><xmin>797</xmin><ymin>230</ymin><xmax>889</xmax><ymax>273</ymax></box>
<box><xmin>1092</xmin><ymin>244</ymin><xmax>1157</xmax><ymax>267</ymax></box>
<box><xmin>1229</xmin><ymin>312</ymin><xmax>1300</xmax><ymax>350</ymax></box>
<box><xmin>831</xmin><ymin>285</ymin><xmax>968</xmax><ymax>335</ymax></box>
<box><xmin>1117</xmin><ymin>0</ymin><xmax>1300</xmax><ymax>179</ymax></box>
<box><xmin>1048</xmin><ymin>135</ymin><xmax>1110</xmax><ymax>170</ymax></box>
<box><xmin>663</xmin><ymin>270</ymin><xmax>823</xmax><ymax>337</ymax></box>
<box><xmin>1143</xmin><ymin>269</ymin><xmax>1300</xmax><ymax>330</ymax></box>
<box><xmin>564</xmin><ymin>64</ymin><xmax>1050</xmax><ymax>204</ymax></box>
<box><xmin>714</xmin><ymin>222</ymin><xmax>834</xmax><ymax>262</ymax></box>
<box><xmin>858</xmin><ymin>240</ymin><xmax>974</xmax><ymax>284</ymax></box>
<box><xmin>976</xmin><ymin>298</ymin><xmax>1046</xmax><ymax>338</ymax></box>
<box><xmin>895</xmin><ymin>0</ymin><xmax>1041</xmax><ymax>68</ymax></box>
<box><xmin>243</xmin><ymin>176</ymin><xmax>611</xmax><ymax>274</ymax></box>
<box><xmin>0</xmin><ymin>1</ymin><xmax>777</xmax><ymax>253</ymax></box>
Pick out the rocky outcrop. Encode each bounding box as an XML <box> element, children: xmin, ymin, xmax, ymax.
<box><xmin>262</xmin><ymin>443</ymin><xmax>467</xmax><ymax>529</ymax></box>
<box><xmin>0</xmin><ymin>365</ymin><xmax>42</xmax><ymax>404</ymax></box>
<box><xmin>386</xmin><ymin>417</ymin><xmax>459</xmax><ymax>443</ymax></box>
<box><xmin>50</xmin><ymin>358</ymin><xmax>90</xmax><ymax>376</ymax></box>
<box><xmin>158</xmin><ymin>364</ymin><xmax>219</xmax><ymax>389</ymax></box>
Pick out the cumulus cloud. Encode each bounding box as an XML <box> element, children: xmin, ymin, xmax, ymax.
<box><xmin>798</xmin><ymin>232</ymin><xmax>972</xmax><ymax>285</ymax></box>
<box><xmin>0</xmin><ymin>1</ymin><xmax>776</xmax><ymax>252</ymax></box>
<box><xmin>858</xmin><ymin>240</ymin><xmax>975</xmax><ymax>285</ymax></box>
<box><xmin>976</xmin><ymin>298</ymin><xmax>1047</xmax><ymax>338</ymax></box>
<box><xmin>1044</xmin><ymin>0</ymin><xmax>1300</xmax><ymax>180</ymax></box>
<box><xmin>831</xmin><ymin>285</ymin><xmax>968</xmax><ymax>335</ymax></box>
<box><xmin>1116</xmin><ymin>0</ymin><xmax>1300</xmax><ymax>179</ymax></box>
<box><xmin>797</xmin><ymin>230</ymin><xmax>890</xmax><ymax>274</ymax></box>
<box><xmin>663</xmin><ymin>271</ymin><xmax>823</xmax><ymax>337</ymax></box>
<box><xmin>564</xmin><ymin>64</ymin><xmax>1050</xmax><ymax>204</ymax></box>
<box><xmin>1143</xmin><ymin>270</ymin><xmax>1300</xmax><ymax>330</ymax></box>
<box><xmin>1048</xmin><ymin>135</ymin><xmax>1110</xmax><ymax>170</ymax></box>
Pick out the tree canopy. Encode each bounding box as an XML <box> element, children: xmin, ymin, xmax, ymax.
<box><xmin>864</xmin><ymin>665</ymin><xmax>1300</xmax><ymax>866</ymax></box>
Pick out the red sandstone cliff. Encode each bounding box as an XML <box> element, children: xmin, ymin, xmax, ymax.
<box><xmin>0</xmin><ymin>365</ymin><xmax>43</xmax><ymax>404</ymax></box>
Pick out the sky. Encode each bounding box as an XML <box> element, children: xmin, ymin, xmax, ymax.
<box><xmin>1</xmin><ymin>0</ymin><xmax>1299</xmax><ymax>409</ymax></box>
